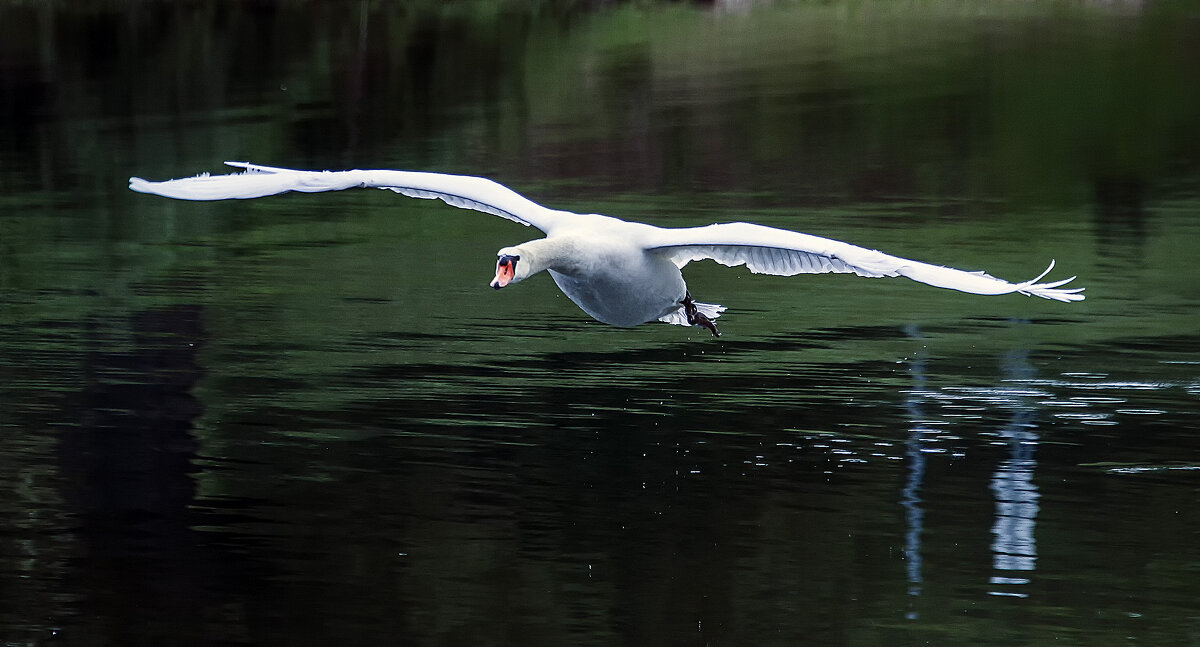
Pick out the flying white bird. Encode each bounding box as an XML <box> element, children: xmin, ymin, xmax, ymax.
<box><xmin>129</xmin><ymin>162</ymin><xmax>1084</xmax><ymax>336</ymax></box>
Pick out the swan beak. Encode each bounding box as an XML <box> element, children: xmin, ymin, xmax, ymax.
<box><xmin>491</xmin><ymin>255</ymin><xmax>517</xmax><ymax>289</ymax></box>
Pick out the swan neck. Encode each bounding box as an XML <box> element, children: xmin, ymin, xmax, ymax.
<box><xmin>519</xmin><ymin>237</ymin><xmax>580</xmax><ymax>276</ymax></box>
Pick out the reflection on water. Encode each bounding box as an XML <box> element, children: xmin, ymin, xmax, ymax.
<box><xmin>906</xmin><ymin>347</ymin><xmax>1048</xmax><ymax>600</ymax></box>
<box><xmin>3</xmin><ymin>0</ymin><xmax>1200</xmax><ymax>645</ymax></box>
<box><xmin>986</xmin><ymin>351</ymin><xmax>1039</xmax><ymax>598</ymax></box>
<box><xmin>900</xmin><ymin>325</ymin><xmax>928</xmax><ymax>619</ymax></box>
<box><xmin>5</xmin><ymin>291</ymin><xmax>1200</xmax><ymax>643</ymax></box>
<box><xmin>900</xmin><ymin>333</ymin><xmax>1043</xmax><ymax>614</ymax></box>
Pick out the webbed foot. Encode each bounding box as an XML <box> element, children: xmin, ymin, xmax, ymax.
<box><xmin>682</xmin><ymin>292</ymin><xmax>721</xmax><ymax>337</ymax></box>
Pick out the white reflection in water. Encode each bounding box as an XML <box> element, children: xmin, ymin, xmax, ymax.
<box><xmin>901</xmin><ymin>327</ymin><xmax>1044</xmax><ymax>617</ymax></box>
<box><xmin>987</xmin><ymin>350</ymin><xmax>1039</xmax><ymax>599</ymax></box>
<box><xmin>900</xmin><ymin>324</ymin><xmax>929</xmax><ymax>620</ymax></box>
<box><xmin>900</xmin><ymin>386</ymin><xmax>927</xmax><ymax>618</ymax></box>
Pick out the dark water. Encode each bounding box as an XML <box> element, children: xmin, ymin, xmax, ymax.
<box><xmin>3</xmin><ymin>2</ymin><xmax>1199</xmax><ymax>645</ymax></box>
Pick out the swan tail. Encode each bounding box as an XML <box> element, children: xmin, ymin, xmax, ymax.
<box><xmin>658</xmin><ymin>301</ymin><xmax>726</xmax><ymax>327</ymax></box>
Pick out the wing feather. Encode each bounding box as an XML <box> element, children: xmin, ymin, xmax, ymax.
<box><xmin>647</xmin><ymin>222</ymin><xmax>1085</xmax><ymax>302</ymax></box>
<box><xmin>129</xmin><ymin>161</ymin><xmax>565</xmax><ymax>232</ymax></box>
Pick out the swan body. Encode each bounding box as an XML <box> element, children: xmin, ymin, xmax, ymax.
<box><xmin>129</xmin><ymin>162</ymin><xmax>1085</xmax><ymax>336</ymax></box>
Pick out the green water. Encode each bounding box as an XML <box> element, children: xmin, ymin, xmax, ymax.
<box><xmin>2</xmin><ymin>2</ymin><xmax>1198</xmax><ymax>645</ymax></box>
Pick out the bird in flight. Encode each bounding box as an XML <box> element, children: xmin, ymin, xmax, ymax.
<box><xmin>130</xmin><ymin>162</ymin><xmax>1084</xmax><ymax>337</ymax></box>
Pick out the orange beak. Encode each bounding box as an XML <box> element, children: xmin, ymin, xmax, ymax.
<box><xmin>491</xmin><ymin>257</ymin><xmax>516</xmax><ymax>289</ymax></box>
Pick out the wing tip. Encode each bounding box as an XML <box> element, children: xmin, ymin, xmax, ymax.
<box><xmin>1024</xmin><ymin>288</ymin><xmax>1087</xmax><ymax>303</ymax></box>
<box><xmin>1017</xmin><ymin>262</ymin><xmax>1086</xmax><ymax>302</ymax></box>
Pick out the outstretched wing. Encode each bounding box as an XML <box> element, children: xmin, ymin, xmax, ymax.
<box><xmin>646</xmin><ymin>222</ymin><xmax>1085</xmax><ymax>302</ymax></box>
<box><xmin>129</xmin><ymin>162</ymin><xmax>568</xmax><ymax>232</ymax></box>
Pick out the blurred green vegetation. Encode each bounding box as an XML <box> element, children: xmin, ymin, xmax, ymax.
<box><xmin>2</xmin><ymin>0</ymin><xmax>1198</xmax><ymax>345</ymax></box>
<box><xmin>3</xmin><ymin>0</ymin><xmax>1198</xmax><ymax>198</ymax></box>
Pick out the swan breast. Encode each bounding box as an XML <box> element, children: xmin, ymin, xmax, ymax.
<box><xmin>544</xmin><ymin>236</ymin><xmax>686</xmax><ymax>327</ymax></box>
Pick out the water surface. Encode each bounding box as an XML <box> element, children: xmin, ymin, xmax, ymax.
<box><xmin>2</xmin><ymin>2</ymin><xmax>1199</xmax><ymax>645</ymax></box>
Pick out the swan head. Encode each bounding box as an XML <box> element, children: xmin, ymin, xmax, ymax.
<box><xmin>490</xmin><ymin>246</ymin><xmax>526</xmax><ymax>289</ymax></box>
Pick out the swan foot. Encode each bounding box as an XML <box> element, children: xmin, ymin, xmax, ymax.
<box><xmin>683</xmin><ymin>292</ymin><xmax>721</xmax><ymax>337</ymax></box>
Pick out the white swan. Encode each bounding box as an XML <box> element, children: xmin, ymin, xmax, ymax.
<box><xmin>129</xmin><ymin>162</ymin><xmax>1084</xmax><ymax>336</ymax></box>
